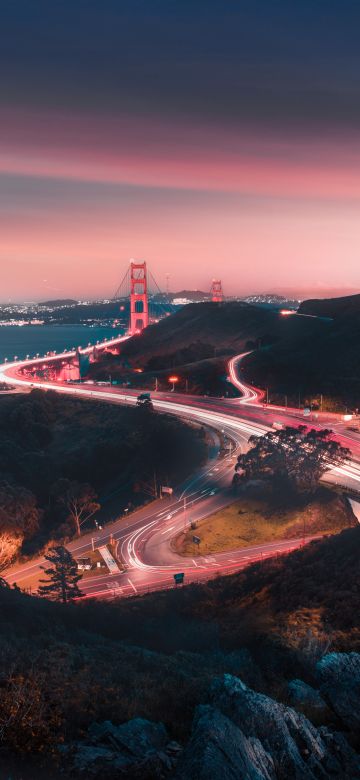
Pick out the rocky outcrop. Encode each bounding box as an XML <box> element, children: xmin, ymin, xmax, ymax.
<box><xmin>316</xmin><ymin>652</ymin><xmax>360</xmax><ymax>731</ymax></box>
<box><xmin>175</xmin><ymin>705</ymin><xmax>275</xmax><ymax>779</ymax></box>
<box><xmin>177</xmin><ymin>674</ymin><xmax>360</xmax><ymax>779</ymax></box>
<box><xmin>63</xmin><ymin>657</ymin><xmax>360</xmax><ymax>779</ymax></box>
<box><xmin>62</xmin><ymin>717</ymin><xmax>181</xmax><ymax>778</ymax></box>
<box><xmin>287</xmin><ymin>678</ymin><xmax>328</xmax><ymax>717</ymax></box>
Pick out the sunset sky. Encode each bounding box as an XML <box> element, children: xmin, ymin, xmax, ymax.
<box><xmin>1</xmin><ymin>1</ymin><xmax>360</xmax><ymax>300</ymax></box>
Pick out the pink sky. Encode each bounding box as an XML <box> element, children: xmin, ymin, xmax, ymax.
<box><xmin>1</xmin><ymin>107</ymin><xmax>360</xmax><ymax>300</ymax></box>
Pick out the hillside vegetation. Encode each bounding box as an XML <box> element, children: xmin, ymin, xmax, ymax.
<box><xmin>0</xmin><ymin>525</ymin><xmax>358</xmax><ymax>775</ymax></box>
<box><xmin>242</xmin><ymin>297</ymin><xmax>360</xmax><ymax>409</ymax></box>
<box><xmin>298</xmin><ymin>292</ymin><xmax>360</xmax><ymax>319</ymax></box>
<box><xmin>174</xmin><ymin>490</ymin><xmax>355</xmax><ymax>555</ymax></box>
<box><xmin>112</xmin><ymin>301</ymin><xmax>325</xmax><ymax>364</ymax></box>
<box><xmin>87</xmin><ymin>297</ymin><xmax>360</xmax><ymax>407</ymax></box>
<box><xmin>88</xmin><ymin>301</ymin><xmax>325</xmax><ymax>395</ymax></box>
<box><xmin>0</xmin><ymin>390</ymin><xmax>206</xmax><ymax>563</ymax></box>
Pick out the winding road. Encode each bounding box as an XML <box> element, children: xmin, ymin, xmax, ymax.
<box><xmin>1</xmin><ymin>341</ymin><xmax>360</xmax><ymax>599</ymax></box>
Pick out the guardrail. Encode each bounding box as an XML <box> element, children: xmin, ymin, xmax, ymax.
<box><xmin>326</xmin><ymin>481</ymin><xmax>360</xmax><ymax>499</ymax></box>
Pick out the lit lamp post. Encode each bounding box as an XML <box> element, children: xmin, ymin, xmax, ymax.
<box><xmin>168</xmin><ymin>375</ymin><xmax>179</xmax><ymax>392</ymax></box>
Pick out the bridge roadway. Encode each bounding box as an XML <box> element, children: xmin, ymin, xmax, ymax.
<box><xmin>1</xmin><ymin>343</ymin><xmax>360</xmax><ymax>599</ymax></box>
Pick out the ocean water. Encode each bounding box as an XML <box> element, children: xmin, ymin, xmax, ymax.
<box><xmin>0</xmin><ymin>325</ymin><xmax>123</xmax><ymax>363</ymax></box>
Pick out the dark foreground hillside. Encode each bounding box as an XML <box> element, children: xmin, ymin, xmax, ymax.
<box><xmin>0</xmin><ymin>526</ymin><xmax>359</xmax><ymax>776</ymax></box>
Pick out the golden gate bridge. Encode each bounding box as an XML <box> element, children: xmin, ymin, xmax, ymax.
<box><xmin>113</xmin><ymin>260</ymin><xmax>224</xmax><ymax>336</ymax></box>
<box><xmin>18</xmin><ymin>261</ymin><xmax>224</xmax><ymax>382</ymax></box>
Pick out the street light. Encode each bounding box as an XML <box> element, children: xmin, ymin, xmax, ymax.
<box><xmin>168</xmin><ymin>375</ymin><xmax>179</xmax><ymax>392</ymax></box>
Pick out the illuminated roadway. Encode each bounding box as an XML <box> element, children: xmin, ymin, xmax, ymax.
<box><xmin>1</xmin><ymin>340</ymin><xmax>360</xmax><ymax>599</ymax></box>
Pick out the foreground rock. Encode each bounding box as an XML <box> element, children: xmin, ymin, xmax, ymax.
<box><xmin>175</xmin><ymin>705</ymin><xmax>275</xmax><ymax>779</ymax></box>
<box><xmin>63</xmin><ymin>717</ymin><xmax>182</xmax><ymax>778</ymax></box>
<box><xmin>177</xmin><ymin>674</ymin><xmax>360</xmax><ymax>779</ymax></box>
<box><xmin>316</xmin><ymin>652</ymin><xmax>360</xmax><ymax>731</ymax></box>
<box><xmin>287</xmin><ymin>678</ymin><xmax>328</xmax><ymax>718</ymax></box>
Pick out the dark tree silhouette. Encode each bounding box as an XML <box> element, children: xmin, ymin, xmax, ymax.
<box><xmin>234</xmin><ymin>425</ymin><xmax>350</xmax><ymax>494</ymax></box>
<box><xmin>39</xmin><ymin>546</ymin><xmax>82</xmax><ymax>603</ymax></box>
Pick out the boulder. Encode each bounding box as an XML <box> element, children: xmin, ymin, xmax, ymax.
<box><xmin>210</xmin><ymin>674</ymin><xmax>360</xmax><ymax>779</ymax></box>
<box><xmin>88</xmin><ymin>716</ymin><xmax>168</xmax><ymax>754</ymax></box>
<box><xmin>316</xmin><ymin>652</ymin><xmax>360</xmax><ymax>731</ymax></box>
<box><xmin>287</xmin><ymin>679</ymin><xmax>328</xmax><ymax>716</ymax></box>
<box><xmin>70</xmin><ymin>744</ymin><xmax>128</xmax><ymax>775</ymax></box>
<box><xmin>176</xmin><ymin>704</ymin><xmax>275</xmax><ymax>779</ymax></box>
<box><xmin>64</xmin><ymin>717</ymin><xmax>177</xmax><ymax>778</ymax></box>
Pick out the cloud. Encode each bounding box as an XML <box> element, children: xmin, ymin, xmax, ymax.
<box><xmin>1</xmin><ymin>108</ymin><xmax>360</xmax><ymax>202</ymax></box>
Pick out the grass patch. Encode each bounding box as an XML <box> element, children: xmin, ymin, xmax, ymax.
<box><xmin>174</xmin><ymin>491</ymin><xmax>355</xmax><ymax>556</ymax></box>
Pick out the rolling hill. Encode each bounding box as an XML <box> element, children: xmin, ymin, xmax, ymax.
<box><xmin>86</xmin><ymin>295</ymin><xmax>360</xmax><ymax>407</ymax></box>
<box><xmin>88</xmin><ymin>301</ymin><xmax>326</xmax><ymax>395</ymax></box>
<box><xmin>243</xmin><ymin>295</ymin><xmax>360</xmax><ymax>409</ymax></box>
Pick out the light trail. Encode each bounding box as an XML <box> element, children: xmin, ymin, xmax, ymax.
<box><xmin>1</xmin><ymin>339</ymin><xmax>360</xmax><ymax>596</ymax></box>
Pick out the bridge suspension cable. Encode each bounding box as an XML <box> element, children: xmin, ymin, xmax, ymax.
<box><xmin>112</xmin><ymin>260</ymin><xmax>172</xmax><ymax>335</ymax></box>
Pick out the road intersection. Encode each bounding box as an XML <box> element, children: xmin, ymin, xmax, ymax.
<box><xmin>1</xmin><ymin>341</ymin><xmax>360</xmax><ymax>599</ymax></box>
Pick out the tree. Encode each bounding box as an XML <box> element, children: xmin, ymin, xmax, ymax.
<box><xmin>51</xmin><ymin>479</ymin><xmax>100</xmax><ymax>537</ymax></box>
<box><xmin>234</xmin><ymin>425</ymin><xmax>350</xmax><ymax>494</ymax></box>
<box><xmin>0</xmin><ymin>481</ymin><xmax>40</xmax><ymax>537</ymax></box>
<box><xmin>38</xmin><ymin>546</ymin><xmax>82</xmax><ymax>603</ymax></box>
<box><xmin>0</xmin><ymin>481</ymin><xmax>41</xmax><ymax>569</ymax></box>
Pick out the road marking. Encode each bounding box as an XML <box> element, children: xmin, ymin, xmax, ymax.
<box><xmin>127</xmin><ymin>577</ymin><xmax>137</xmax><ymax>593</ymax></box>
<box><xmin>161</xmin><ymin>524</ymin><xmax>176</xmax><ymax>535</ymax></box>
<box><xmin>192</xmin><ymin>559</ymin><xmax>198</xmax><ymax>566</ymax></box>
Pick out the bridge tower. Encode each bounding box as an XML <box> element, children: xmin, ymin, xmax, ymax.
<box><xmin>211</xmin><ymin>279</ymin><xmax>224</xmax><ymax>303</ymax></box>
<box><xmin>130</xmin><ymin>260</ymin><xmax>149</xmax><ymax>335</ymax></box>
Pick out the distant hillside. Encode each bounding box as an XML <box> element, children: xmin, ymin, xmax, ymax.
<box><xmin>87</xmin><ymin>300</ymin><xmax>327</xmax><ymax>395</ymax></box>
<box><xmin>87</xmin><ymin>301</ymin><xmax>325</xmax><ymax>395</ymax></box>
<box><xmin>243</xmin><ymin>296</ymin><xmax>360</xmax><ymax>409</ymax></box>
<box><xmin>116</xmin><ymin>302</ymin><xmax>324</xmax><ymax>365</ymax></box>
<box><xmin>299</xmin><ymin>293</ymin><xmax>360</xmax><ymax>319</ymax></box>
<box><xmin>85</xmin><ymin>297</ymin><xmax>360</xmax><ymax>407</ymax></box>
<box><xmin>38</xmin><ymin>298</ymin><xmax>78</xmax><ymax>307</ymax></box>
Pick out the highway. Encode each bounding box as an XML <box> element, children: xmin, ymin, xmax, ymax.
<box><xmin>1</xmin><ymin>339</ymin><xmax>360</xmax><ymax>599</ymax></box>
